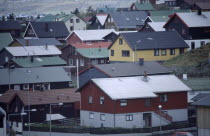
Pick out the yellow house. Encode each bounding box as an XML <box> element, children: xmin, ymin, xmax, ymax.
<box><xmin>108</xmin><ymin>31</ymin><xmax>189</xmax><ymax>62</ymax></box>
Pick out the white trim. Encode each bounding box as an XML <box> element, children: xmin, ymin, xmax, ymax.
<box><xmin>23</xmin><ymin>22</ymin><xmax>38</xmax><ymax>38</ymax></box>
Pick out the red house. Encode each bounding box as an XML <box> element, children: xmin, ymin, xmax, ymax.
<box><xmin>77</xmin><ymin>75</ymin><xmax>191</xmax><ymax>128</ymax></box>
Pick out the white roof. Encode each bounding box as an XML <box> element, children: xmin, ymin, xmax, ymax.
<box><xmin>148</xmin><ymin>22</ymin><xmax>166</xmax><ymax>31</ymax></box>
<box><xmin>68</xmin><ymin>29</ymin><xmax>117</xmax><ymax>41</ymax></box>
<box><xmin>96</xmin><ymin>14</ymin><xmax>108</xmax><ymax>26</ymax></box>
<box><xmin>92</xmin><ymin>75</ymin><xmax>191</xmax><ymax>100</ymax></box>
<box><xmin>176</xmin><ymin>12</ymin><xmax>210</xmax><ymax>27</ymax></box>
<box><xmin>5</xmin><ymin>45</ymin><xmax>61</xmax><ymax>56</ymax></box>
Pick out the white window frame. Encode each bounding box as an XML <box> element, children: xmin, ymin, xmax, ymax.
<box><xmin>5</xmin><ymin>57</ymin><xmax>8</xmax><ymax>63</ymax></box>
<box><xmin>28</xmin><ymin>29</ymin><xmax>34</xmax><ymax>34</ymax></box>
<box><xmin>100</xmin><ymin>96</ymin><xmax>105</xmax><ymax>104</ymax></box>
<box><xmin>80</xmin><ymin>59</ymin><xmax>84</xmax><ymax>66</ymax></box>
<box><xmin>100</xmin><ymin>59</ymin><xmax>105</xmax><ymax>64</ymax></box>
<box><xmin>126</xmin><ymin>115</ymin><xmax>133</xmax><ymax>121</ymax></box>
<box><xmin>120</xmin><ymin>100</ymin><xmax>127</xmax><ymax>106</ymax></box>
<box><xmin>100</xmin><ymin>114</ymin><xmax>106</xmax><ymax>121</ymax></box>
<box><xmin>200</xmin><ymin>41</ymin><xmax>205</xmax><ymax>46</ymax></box>
<box><xmin>160</xmin><ymin>94</ymin><xmax>168</xmax><ymax>102</ymax></box>
<box><xmin>23</xmin><ymin>84</ymin><xmax>29</xmax><ymax>90</ymax></box>
<box><xmin>69</xmin><ymin>59</ymin><xmax>73</xmax><ymax>66</ymax></box>
<box><xmin>154</xmin><ymin>49</ymin><xmax>159</xmax><ymax>56</ymax></box>
<box><xmin>88</xmin><ymin>96</ymin><xmax>93</xmax><ymax>104</ymax></box>
<box><xmin>14</xmin><ymin>85</ymin><xmax>20</xmax><ymax>90</ymax></box>
<box><xmin>89</xmin><ymin>113</ymin><xmax>94</xmax><ymax>119</ymax></box>
<box><xmin>170</xmin><ymin>49</ymin><xmax>175</xmax><ymax>55</ymax></box>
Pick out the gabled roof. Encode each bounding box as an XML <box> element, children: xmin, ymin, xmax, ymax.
<box><xmin>181</xmin><ymin>78</ymin><xmax>210</xmax><ymax>91</ymax></box>
<box><xmin>195</xmin><ymin>2</ymin><xmax>210</xmax><ymax>10</ymax></box>
<box><xmin>110</xmin><ymin>11</ymin><xmax>148</xmax><ymax>29</ymax></box>
<box><xmin>0</xmin><ymin>33</ymin><xmax>13</xmax><ymax>51</ymax></box>
<box><xmin>183</xmin><ymin>0</ymin><xmax>208</xmax><ymax>6</ymax></box>
<box><xmin>0</xmin><ymin>21</ymin><xmax>21</xmax><ymax>30</ymax></box>
<box><xmin>164</xmin><ymin>12</ymin><xmax>210</xmax><ymax>28</ymax></box>
<box><xmin>149</xmin><ymin>10</ymin><xmax>191</xmax><ymax>16</ymax></box>
<box><xmin>0</xmin><ymin>66</ymin><xmax>72</xmax><ymax>85</ymax></box>
<box><xmin>37</xmin><ymin>14</ymin><xmax>56</xmax><ymax>22</ymax></box>
<box><xmin>192</xmin><ymin>95</ymin><xmax>210</xmax><ymax>107</ymax></box>
<box><xmin>76</xmin><ymin>48</ymin><xmax>109</xmax><ymax>59</ymax></box>
<box><xmin>12</xmin><ymin>56</ymin><xmax>66</xmax><ymax>68</ymax></box>
<box><xmin>133</xmin><ymin>2</ymin><xmax>155</xmax><ymax>11</ymax></box>
<box><xmin>148</xmin><ymin>22</ymin><xmax>166</xmax><ymax>31</ymax></box>
<box><xmin>0</xmin><ymin>89</ymin><xmax>80</xmax><ymax>106</ymax></box>
<box><xmin>96</xmin><ymin>7</ymin><xmax>116</xmax><ymax>13</ymax></box>
<box><xmin>28</xmin><ymin>22</ymin><xmax>69</xmax><ymax>38</ymax></box>
<box><xmin>88</xmin><ymin>61</ymin><xmax>172</xmax><ymax>77</ymax></box>
<box><xmin>111</xmin><ymin>31</ymin><xmax>188</xmax><ymax>50</ymax></box>
<box><xmin>96</xmin><ymin>14</ymin><xmax>108</xmax><ymax>26</ymax></box>
<box><xmin>191</xmin><ymin>93</ymin><xmax>210</xmax><ymax>101</ymax></box>
<box><xmin>5</xmin><ymin>45</ymin><xmax>61</xmax><ymax>56</ymax></box>
<box><xmin>14</xmin><ymin>38</ymin><xmax>62</xmax><ymax>46</ymax></box>
<box><xmin>66</xmin><ymin>29</ymin><xmax>117</xmax><ymax>41</ymax></box>
<box><xmin>70</xmin><ymin>42</ymin><xmax>111</xmax><ymax>49</ymax></box>
<box><xmin>37</xmin><ymin>13</ymin><xmax>75</xmax><ymax>22</ymax></box>
<box><xmin>149</xmin><ymin>16</ymin><xmax>169</xmax><ymax>22</ymax></box>
<box><xmin>90</xmin><ymin>75</ymin><xmax>191</xmax><ymax>100</ymax></box>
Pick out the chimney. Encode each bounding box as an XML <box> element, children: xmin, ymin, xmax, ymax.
<box><xmin>142</xmin><ymin>71</ymin><xmax>148</xmax><ymax>82</ymax></box>
<box><xmin>45</xmin><ymin>23</ymin><xmax>48</xmax><ymax>32</ymax></box>
<box><xmin>45</xmin><ymin>44</ymin><xmax>48</xmax><ymax>50</ymax></box>
<box><xmin>183</xmin><ymin>74</ymin><xmax>187</xmax><ymax>80</ymax></box>
<box><xmin>30</xmin><ymin>56</ymin><xmax>34</xmax><ymax>63</ymax></box>
<box><xmin>26</xmin><ymin>40</ymin><xmax>30</xmax><ymax>46</ymax></box>
<box><xmin>139</xmin><ymin>58</ymin><xmax>144</xmax><ymax>65</ymax></box>
<box><xmin>198</xmin><ymin>9</ymin><xmax>202</xmax><ymax>15</ymax></box>
<box><xmin>99</xmin><ymin>46</ymin><xmax>101</xmax><ymax>51</ymax></box>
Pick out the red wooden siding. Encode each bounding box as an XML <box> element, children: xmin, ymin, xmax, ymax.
<box><xmin>66</xmin><ymin>32</ymin><xmax>82</xmax><ymax>45</ymax></box>
<box><xmin>80</xmin><ymin>81</ymin><xmax>188</xmax><ymax>114</ymax></box>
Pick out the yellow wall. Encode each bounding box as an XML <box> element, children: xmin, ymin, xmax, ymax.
<box><xmin>109</xmin><ymin>36</ymin><xmax>187</xmax><ymax>62</ymax></box>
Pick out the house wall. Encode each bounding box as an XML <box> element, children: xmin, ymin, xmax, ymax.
<box><xmin>185</xmin><ymin>39</ymin><xmax>210</xmax><ymax>51</ymax></box>
<box><xmin>109</xmin><ymin>36</ymin><xmax>187</xmax><ymax>62</ymax></box>
<box><xmin>66</xmin><ymin>32</ymin><xmax>83</xmax><ymax>44</ymax></box>
<box><xmin>65</xmin><ymin>16</ymin><xmax>86</xmax><ymax>32</ymax></box>
<box><xmin>139</xmin><ymin>25</ymin><xmax>155</xmax><ymax>32</ymax></box>
<box><xmin>0</xmin><ymin>49</ymin><xmax>13</xmax><ymax>66</ymax></box>
<box><xmin>81</xmin><ymin>108</ymin><xmax>187</xmax><ymax>128</ymax></box>
<box><xmin>24</xmin><ymin>24</ymin><xmax>37</xmax><ymax>38</ymax></box>
<box><xmin>104</xmin><ymin>15</ymin><xmax>117</xmax><ymax>30</ymax></box>
<box><xmin>197</xmin><ymin>106</ymin><xmax>210</xmax><ymax>128</ymax></box>
<box><xmin>9</xmin><ymin>41</ymin><xmax>22</xmax><ymax>47</ymax></box>
<box><xmin>198</xmin><ymin>128</ymin><xmax>210</xmax><ymax>136</ymax></box>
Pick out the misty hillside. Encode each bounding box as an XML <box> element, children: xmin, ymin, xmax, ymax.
<box><xmin>0</xmin><ymin>0</ymin><xmax>136</xmax><ymax>16</ymax></box>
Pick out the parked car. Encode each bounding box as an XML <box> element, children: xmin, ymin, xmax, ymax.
<box><xmin>172</xmin><ymin>132</ymin><xmax>194</xmax><ymax>136</ymax></box>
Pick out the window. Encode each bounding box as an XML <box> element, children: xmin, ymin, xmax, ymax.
<box><xmin>91</xmin><ymin>60</ymin><xmax>98</xmax><ymax>65</ymax></box>
<box><xmin>100</xmin><ymin>59</ymin><xmax>105</xmax><ymax>64</ymax></box>
<box><xmin>76</xmin><ymin>19</ymin><xmax>80</xmax><ymax>23</ymax></box>
<box><xmin>119</xmin><ymin>38</ymin><xmax>123</xmax><ymax>45</ymax></box>
<box><xmin>191</xmin><ymin>42</ymin><xmax>195</xmax><ymax>49</ymax></box>
<box><xmin>70</xmin><ymin>26</ymin><xmax>74</xmax><ymax>31</ymax></box>
<box><xmin>88</xmin><ymin>96</ymin><xmax>93</xmax><ymax>104</ymax></box>
<box><xmin>70</xmin><ymin>19</ymin><xmax>73</xmax><ymax>23</ymax></box>
<box><xmin>170</xmin><ymin>49</ymin><xmax>175</xmax><ymax>55</ymax></box>
<box><xmin>182</xmin><ymin>28</ymin><xmax>186</xmax><ymax>35</ymax></box>
<box><xmin>16</xmin><ymin>122</ymin><xmax>18</xmax><ymax>127</ymax></box>
<box><xmin>154</xmin><ymin>49</ymin><xmax>159</xmax><ymax>56</ymax></box>
<box><xmin>111</xmin><ymin>50</ymin><xmax>114</xmax><ymax>56</ymax></box>
<box><xmin>69</xmin><ymin>59</ymin><xmax>73</xmax><ymax>66</ymax></box>
<box><xmin>120</xmin><ymin>100</ymin><xmax>127</xmax><ymax>106</ymax></box>
<box><xmin>80</xmin><ymin>59</ymin><xmax>84</xmax><ymax>66</ymax></box>
<box><xmin>161</xmin><ymin>49</ymin><xmax>167</xmax><ymax>56</ymax></box>
<box><xmin>126</xmin><ymin>115</ymin><xmax>133</xmax><ymax>121</ymax></box>
<box><xmin>144</xmin><ymin>99</ymin><xmax>151</xmax><ymax>106</ymax></box>
<box><xmin>100</xmin><ymin>114</ymin><xmax>105</xmax><ymax>121</ymax></box>
<box><xmin>179</xmin><ymin>48</ymin><xmax>184</xmax><ymax>54</ymax></box>
<box><xmin>122</xmin><ymin>50</ymin><xmax>130</xmax><ymax>57</ymax></box>
<box><xmin>23</xmin><ymin>84</ymin><xmax>29</xmax><ymax>90</ymax></box>
<box><xmin>100</xmin><ymin>97</ymin><xmax>105</xmax><ymax>104</ymax></box>
<box><xmin>200</xmin><ymin>41</ymin><xmax>205</xmax><ymax>46</ymax></box>
<box><xmin>160</xmin><ymin>94</ymin><xmax>168</xmax><ymax>102</ymax></box>
<box><xmin>43</xmin><ymin>83</ymin><xmax>50</xmax><ymax>90</ymax></box>
<box><xmin>28</xmin><ymin>29</ymin><xmax>34</xmax><ymax>34</ymax></box>
<box><xmin>14</xmin><ymin>85</ymin><xmax>20</xmax><ymax>90</ymax></box>
<box><xmin>5</xmin><ymin>57</ymin><xmax>8</xmax><ymax>63</ymax></box>
<box><xmin>146</xmin><ymin>24</ymin><xmax>149</xmax><ymax>28</ymax></box>
<box><xmin>89</xmin><ymin>113</ymin><xmax>94</xmax><ymax>119</ymax></box>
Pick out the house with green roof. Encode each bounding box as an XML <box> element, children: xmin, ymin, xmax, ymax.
<box><xmin>37</xmin><ymin>13</ymin><xmax>87</xmax><ymax>32</ymax></box>
<box><xmin>0</xmin><ymin>33</ymin><xmax>13</xmax><ymax>51</ymax></box>
<box><xmin>7</xmin><ymin>56</ymin><xmax>67</xmax><ymax>68</ymax></box>
<box><xmin>130</xmin><ymin>2</ymin><xmax>155</xmax><ymax>11</ymax></box>
<box><xmin>149</xmin><ymin>9</ymin><xmax>191</xmax><ymax>16</ymax></box>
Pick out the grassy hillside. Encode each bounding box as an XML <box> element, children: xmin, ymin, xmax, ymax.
<box><xmin>163</xmin><ymin>43</ymin><xmax>210</xmax><ymax>77</ymax></box>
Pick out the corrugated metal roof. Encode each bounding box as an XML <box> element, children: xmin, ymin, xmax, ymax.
<box><xmin>176</xmin><ymin>12</ymin><xmax>210</xmax><ymax>27</ymax></box>
<box><xmin>92</xmin><ymin>75</ymin><xmax>191</xmax><ymax>100</ymax></box>
<box><xmin>148</xmin><ymin>22</ymin><xmax>166</xmax><ymax>31</ymax></box>
<box><xmin>149</xmin><ymin>10</ymin><xmax>191</xmax><ymax>16</ymax></box>
<box><xmin>120</xmin><ymin>31</ymin><xmax>189</xmax><ymax>50</ymax></box>
<box><xmin>71</xmin><ymin>42</ymin><xmax>111</xmax><ymax>49</ymax></box>
<box><xmin>12</xmin><ymin>56</ymin><xmax>66</xmax><ymax>68</ymax></box>
<box><xmin>37</xmin><ymin>14</ymin><xmax>56</xmax><ymax>22</ymax></box>
<box><xmin>0</xmin><ymin>21</ymin><xmax>21</xmax><ymax>30</ymax></box>
<box><xmin>71</xmin><ymin>29</ymin><xmax>117</xmax><ymax>41</ymax></box>
<box><xmin>110</xmin><ymin>11</ymin><xmax>148</xmax><ymax>29</ymax></box>
<box><xmin>93</xmin><ymin>61</ymin><xmax>172</xmax><ymax>77</ymax></box>
<box><xmin>134</xmin><ymin>2</ymin><xmax>155</xmax><ymax>11</ymax></box>
<box><xmin>0</xmin><ymin>66</ymin><xmax>71</xmax><ymax>85</ymax></box>
<box><xmin>150</xmin><ymin>16</ymin><xmax>169</xmax><ymax>22</ymax></box>
<box><xmin>192</xmin><ymin>95</ymin><xmax>210</xmax><ymax>107</ymax></box>
<box><xmin>0</xmin><ymin>89</ymin><xmax>80</xmax><ymax>105</ymax></box>
<box><xmin>181</xmin><ymin>78</ymin><xmax>210</xmax><ymax>91</ymax></box>
<box><xmin>16</xmin><ymin>38</ymin><xmax>62</xmax><ymax>46</ymax></box>
<box><xmin>0</xmin><ymin>33</ymin><xmax>13</xmax><ymax>51</ymax></box>
<box><xmin>191</xmin><ymin>93</ymin><xmax>210</xmax><ymax>101</ymax></box>
<box><xmin>76</xmin><ymin>48</ymin><xmax>109</xmax><ymax>58</ymax></box>
<box><xmin>5</xmin><ymin>45</ymin><xmax>61</xmax><ymax>56</ymax></box>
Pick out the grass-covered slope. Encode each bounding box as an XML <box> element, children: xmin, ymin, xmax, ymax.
<box><xmin>163</xmin><ymin>43</ymin><xmax>210</xmax><ymax>77</ymax></box>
